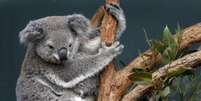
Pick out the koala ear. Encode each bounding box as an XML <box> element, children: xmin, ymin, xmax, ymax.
<box><xmin>19</xmin><ymin>21</ymin><xmax>45</xmax><ymax>44</ymax></box>
<box><xmin>67</xmin><ymin>14</ymin><xmax>91</xmax><ymax>35</ymax></box>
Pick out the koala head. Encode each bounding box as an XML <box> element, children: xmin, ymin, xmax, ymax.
<box><xmin>19</xmin><ymin>14</ymin><xmax>91</xmax><ymax>64</ymax></box>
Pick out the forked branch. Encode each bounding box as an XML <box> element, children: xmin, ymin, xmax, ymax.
<box><xmin>90</xmin><ymin>0</ymin><xmax>201</xmax><ymax>100</ymax></box>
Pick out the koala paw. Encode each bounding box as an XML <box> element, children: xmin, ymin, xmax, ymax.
<box><xmin>99</xmin><ymin>41</ymin><xmax>124</xmax><ymax>57</ymax></box>
<box><xmin>105</xmin><ymin>4</ymin><xmax>124</xmax><ymax>20</ymax></box>
<box><xmin>104</xmin><ymin>4</ymin><xmax>126</xmax><ymax>39</ymax></box>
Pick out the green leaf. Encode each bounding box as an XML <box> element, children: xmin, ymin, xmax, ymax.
<box><xmin>132</xmin><ymin>67</ymin><xmax>145</xmax><ymax>73</ymax></box>
<box><xmin>144</xmin><ymin>25</ymin><xmax>182</xmax><ymax>66</ymax></box>
<box><xmin>168</xmin><ymin>69</ymin><xmax>201</xmax><ymax>100</ymax></box>
<box><xmin>162</xmin><ymin>47</ymin><xmax>172</xmax><ymax>64</ymax></box>
<box><xmin>150</xmin><ymin>40</ymin><xmax>166</xmax><ymax>53</ymax></box>
<box><xmin>129</xmin><ymin>71</ymin><xmax>152</xmax><ymax>84</ymax></box>
<box><xmin>164</xmin><ymin>66</ymin><xmax>193</xmax><ymax>83</ymax></box>
<box><xmin>175</xmin><ymin>24</ymin><xmax>182</xmax><ymax>47</ymax></box>
<box><xmin>144</xmin><ymin>29</ymin><xmax>152</xmax><ymax>48</ymax></box>
<box><xmin>163</xmin><ymin>46</ymin><xmax>177</xmax><ymax>59</ymax></box>
<box><xmin>155</xmin><ymin>95</ymin><xmax>162</xmax><ymax>101</ymax></box>
<box><xmin>175</xmin><ymin>24</ymin><xmax>182</xmax><ymax>36</ymax></box>
<box><xmin>159</xmin><ymin>86</ymin><xmax>171</xmax><ymax>98</ymax></box>
<box><xmin>143</xmin><ymin>29</ymin><xmax>166</xmax><ymax>54</ymax></box>
<box><xmin>163</xmin><ymin>26</ymin><xmax>175</xmax><ymax>46</ymax></box>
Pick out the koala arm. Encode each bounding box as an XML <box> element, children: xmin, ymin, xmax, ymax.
<box><xmin>66</xmin><ymin>5</ymin><xmax>126</xmax><ymax>58</ymax></box>
<box><xmin>44</xmin><ymin>42</ymin><xmax>124</xmax><ymax>88</ymax></box>
<box><xmin>105</xmin><ymin>4</ymin><xmax>126</xmax><ymax>39</ymax></box>
<box><xmin>67</xmin><ymin>4</ymin><xmax>126</xmax><ymax>40</ymax></box>
<box><xmin>85</xmin><ymin>4</ymin><xmax>126</xmax><ymax>39</ymax></box>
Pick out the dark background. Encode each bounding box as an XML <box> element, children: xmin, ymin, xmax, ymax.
<box><xmin>0</xmin><ymin>0</ymin><xmax>201</xmax><ymax>100</ymax></box>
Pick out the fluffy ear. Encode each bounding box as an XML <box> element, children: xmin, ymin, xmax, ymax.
<box><xmin>67</xmin><ymin>14</ymin><xmax>91</xmax><ymax>35</ymax></box>
<box><xmin>19</xmin><ymin>21</ymin><xmax>45</xmax><ymax>44</ymax></box>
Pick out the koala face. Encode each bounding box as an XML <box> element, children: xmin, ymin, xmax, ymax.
<box><xmin>19</xmin><ymin>15</ymin><xmax>91</xmax><ymax>64</ymax></box>
<box><xmin>35</xmin><ymin>30</ymin><xmax>74</xmax><ymax>64</ymax></box>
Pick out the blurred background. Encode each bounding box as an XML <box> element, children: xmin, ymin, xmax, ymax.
<box><xmin>0</xmin><ymin>0</ymin><xmax>201</xmax><ymax>100</ymax></box>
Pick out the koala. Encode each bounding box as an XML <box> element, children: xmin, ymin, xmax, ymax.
<box><xmin>62</xmin><ymin>4</ymin><xmax>126</xmax><ymax>96</ymax></box>
<box><xmin>16</xmin><ymin>4</ymin><xmax>126</xmax><ymax>101</ymax></box>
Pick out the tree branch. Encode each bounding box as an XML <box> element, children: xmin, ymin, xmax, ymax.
<box><xmin>122</xmin><ymin>50</ymin><xmax>201</xmax><ymax>101</ymax></box>
<box><xmin>93</xmin><ymin>0</ymin><xmax>120</xmax><ymax>101</ymax></box>
<box><xmin>90</xmin><ymin>6</ymin><xmax>105</xmax><ymax>28</ymax></box>
<box><xmin>90</xmin><ymin>0</ymin><xmax>201</xmax><ymax>100</ymax></box>
<box><xmin>104</xmin><ymin>23</ymin><xmax>201</xmax><ymax>101</ymax></box>
<box><xmin>122</xmin><ymin>85</ymin><xmax>153</xmax><ymax>101</ymax></box>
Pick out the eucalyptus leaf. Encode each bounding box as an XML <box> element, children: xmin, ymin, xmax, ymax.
<box><xmin>163</xmin><ymin>26</ymin><xmax>175</xmax><ymax>46</ymax></box>
<box><xmin>162</xmin><ymin>48</ymin><xmax>172</xmax><ymax>64</ymax></box>
<box><xmin>132</xmin><ymin>67</ymin><xmax>145</xmax><ymax>73</ymax></box>
<box><xmin>159</xmin><ymin>86</ymin><xmax>171</xmax><ymax>98</ymax></box>
<box><xmin>129</xmin><ymin>72</ymin><xmax>152</xmax><ymax>84</ymax></box>
<box><xmin>144</xmin><ymin>25</ymin><xmax>182</xmax><ymax>67</ymax></box>
<box><xmin>144</xmin><ymin>29</ymin><xmax>152</xmax><ymax>48</ymax></box>
<box><xmin>150</xmin><ymin>40</ymin><xmax>166</xmax><ymax>53</ymax></box>
<box><xmin>168</xmin><ymin>69</ymin><xmax>201</xmax><ymax>101</ymax></box>
<box><xmin>164</xmin><ymin>66</ymin><xmax>193</xmax><ymax>83</ymax></box>
<box><xmin>175</xmin><ymin>24</ymin><xmax>182</xmax><ymax>45</ymax></box>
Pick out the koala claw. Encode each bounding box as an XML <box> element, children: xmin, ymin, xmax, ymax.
<box><xmin>105</xmin><ymin>4</ymin><xmax>121</xmax><ymax>11</ymax></box>
<box><xmin>112</xmin><ymin>41</ymin><xmax>120</xmax><ymax>48</ymax></box>
<box><xmin>101</xmin><ymin>42</ymin><xmax>107</xmax><ymax>49</ymax></box>
<box><xmin>115</xmin><ymin>44</ymin><xmax>124</xmax><ymax>55</ymax></box>
<box><xmin>100</xmin><ymin>41</ymin><xmax>124</xmax><ymax>57</ymax></box>
<box><xmin>104</xmin><ymin>3</ymin><xmax>126</xmax><ymax>39</ymax></box>
<box><xmin>105</xmin><ymin>4</ymin><xmax>123</xmax><ymax>19</ymax></box>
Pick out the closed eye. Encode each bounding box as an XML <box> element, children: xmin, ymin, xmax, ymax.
<box><xmin>69</xmin><ymin>44</ymin><xmax>72</xmax><ymax>47</ymax></box>
<box><xmin>48</xmin><ymin>44</ymin><xmax>54</xmax><ymax>49</ymax></box>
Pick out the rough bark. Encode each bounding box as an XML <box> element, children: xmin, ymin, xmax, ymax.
<box><xmin>122</xmin><ymin>85</ymin><xmax>153</xmax><ymax>101</ymax></box>
<box><xmin>90</xmin><ymin>6</ymin><xmax>105</xmax><ymax>28</ymax></box>
<box><xmin>122</xmin><ymin>50</ymin><xmax>201</xmax><ymax>101</ymax></box>
<box><xmin>93</xmin><ymin>0</ymin><xmax>120</xmax><ymax>101</ymax></box>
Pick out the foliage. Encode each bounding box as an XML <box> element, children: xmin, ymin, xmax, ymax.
<box><xmin>128</xmin><ymin>25</ymin><xmax>201</xmax><ymax>101</ymax></box>
<box><xmin>129</xmin><ymin>68</ymin><xmax>152</xmax><ymax>85</ymax></box>
<box><xmin>169</xmin><ymin>68</ymin><xmax>201</xmax><ymax>101</ymax></box>
<box><xmin>145</xmin><ymin>25</ymin><xmax>182</xmax><ymax>65</ymax></box>
<box><xmin>130</xmin><ymin>25</ymin><xmax>183</xmax><ymax>84</ymax></box>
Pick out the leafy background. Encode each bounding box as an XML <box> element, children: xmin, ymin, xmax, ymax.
<box><xmin>0</xmin><ymin>0</ymin><xmax>201</xmax><ymax>100</ymax></box>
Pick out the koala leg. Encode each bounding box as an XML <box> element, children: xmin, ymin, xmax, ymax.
<box><xmin>105</xmin><ymin>4</ymin><xmax>126</xmax><ymax>39</ymax></box>
<box><xmin>16</xmin><ymin>77</ymin><xmax>60</xmax><ymax>101</ymax></box>
<box><xmin>72</xmin><ymin>75</ymin><xmax>99</xmax><ymax>98</ymax></box>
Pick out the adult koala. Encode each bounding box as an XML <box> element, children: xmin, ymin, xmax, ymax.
<box><xmin>16</xmin><ymin>4</ymin><xmax>126</xmax><ymax>101</ymax></box>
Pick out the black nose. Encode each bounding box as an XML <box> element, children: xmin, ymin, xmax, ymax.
<box><xmin>58</xmin><ymin>47</ymin><xmax>67</xmax><ymax>61</ymax></box>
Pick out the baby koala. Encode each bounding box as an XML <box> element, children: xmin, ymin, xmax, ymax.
<box><xmin>16</xmin><ymin>4</ymin><xmax>126</xmax><ymax>101</ymax></box>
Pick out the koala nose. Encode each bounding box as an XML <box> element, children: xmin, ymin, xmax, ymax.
<box><xmin>58</xmin><ymin>47</ymin><xmax>67</xmax><ymax>61</ymax></box>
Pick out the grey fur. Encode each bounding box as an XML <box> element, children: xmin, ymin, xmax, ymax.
<box><xmin>16</xmin><ymin>4</ymin><xmax>126</xmax><ymax>101</ymax></box>
<box><xmin>72</xmin><ymin>4</ymin><xmax>126</xmax><ymax>58</ymax></box>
